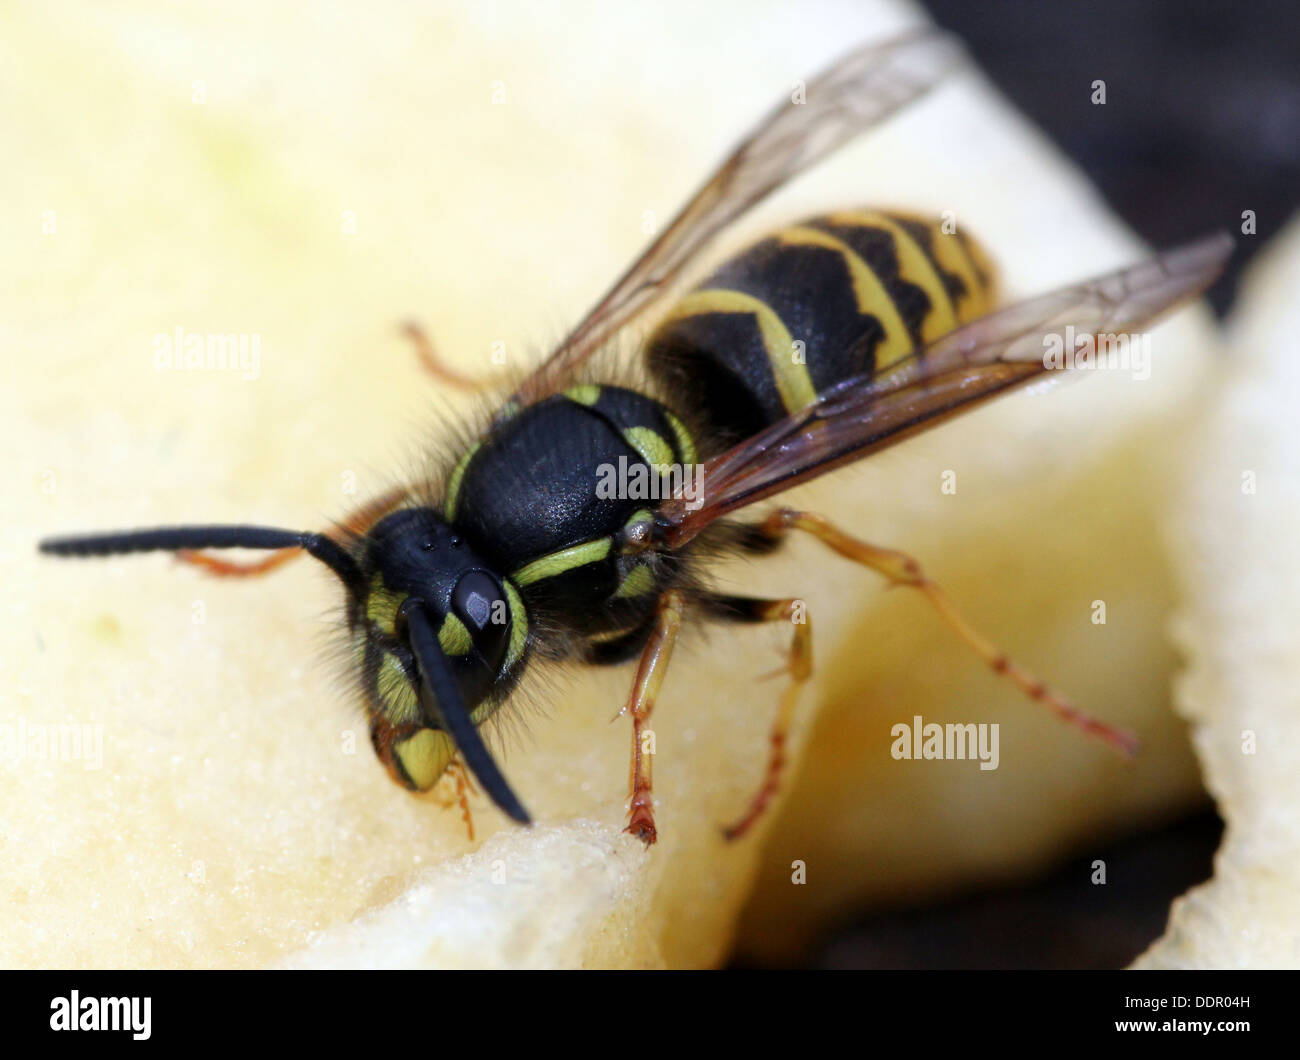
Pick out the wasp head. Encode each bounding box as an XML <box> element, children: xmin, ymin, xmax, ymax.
<box><xmin>352</xmin><ymin>507</ymin><xmax>530</xmax><ymax>822</ymax></box>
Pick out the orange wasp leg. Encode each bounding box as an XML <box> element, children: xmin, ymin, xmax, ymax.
<box><xmin>367</xmin><ymin>726</ymin><xmax>474</xmax><ymax>841</ymax></box>
<box><xmin>173</xmin><ymin>547</ymin><xmax>301</xmax><ymax>578</ymax></box>
<box><xmin>700</xmin><ymin>594</ymin><xmax>814</xmax><ymax>842</ymax></box>
<box><xmin>175</xmin><ymin>485</ymin><xmax>409</xmax><ymax>577</ymax></box>
<box><xmin>447</xmin><ymin>758</ymin><xmax>477</xmax><ymax>842</ymax></box>
<box><xmin>753</xmin><ymin>508</ymin><xmax>1140</xmax><ymax>756</ymax></box>
<box><xmin>401</xmin><ymin>321</ymin><xmax>511</xmax><ymax>393</ymax></box>
<box><xmin>621</xmin><ymin>589</ymin><xmax>686</xmax><ymax>845</ymax></box>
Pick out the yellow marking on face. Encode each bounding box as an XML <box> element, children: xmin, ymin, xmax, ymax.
<box><xmin>661</xmin><ymin>289</ymin><xmax>816</xmax><ymax>413</ymax></box>
<box><xmin>778</xmin><ymin>225</ymin><xmax>914</xmax><ymax>371</ymax></box>
<box><xmin>614</xmin><ymin>562</ymin><xmax>656</xmax><ymax>599</ymax></box>
<box><xmin>377</xmin><ymin>651</ymin><xmax>421</xmax><ymax>725</ymax></box>
<box><xmin>663</xmin><ymin>410</ymin><xmax>697</xmax><ymax>466</ymax></box>
<box><xmin>394</xmin><ymin>728</ymin><xmax>456</xmax><ymax>791</ymax></box>
<box><xmin>564</xmin><ymin>384</ymin><xmax>602</xmax><ymax>406</ymax></box>
<box><xmin>502</xmin><ymin>579</ymin><xmax>528</xmax><ymax>670</ymax></box>
<box><xmin>438</xmin><ymin>612</ymin><xmax>473</xmax><ymax>657</ymax></box>
<box><xmin>366</xmin><ymin>574</ymin><xmax>404</xmax><ymax>635</ymax></box>
<box><xmin>444</xmin><ymin>439</ymin><xmax>483</xmax><ymax>521</ymax></box>
<box><xmin>827</xmin><ymin>210</ymin><xmax>958</xmax><ymax>342</ymax></box>
<box><xmin>622</xmin><ymin>426</ymin><xmax>675</xmax><ymax>470</ymax></box>
<box><xmin>511</xmin><ymin>537</ymin><xmax>612</xmax><ymax>586</ymax></box>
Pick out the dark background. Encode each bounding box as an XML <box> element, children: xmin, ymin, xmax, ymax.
<box><xmin>799</xmin><ymin>0</ymin><xmax>1299</xmax><ymax>969</ymax></box>
<box><xmin>925</xmin><ymin>0</ymin><xmax>1300</xmax><ymax>318</ymax></box>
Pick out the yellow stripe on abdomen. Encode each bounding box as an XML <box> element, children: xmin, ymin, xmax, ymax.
<box><xmin>884</xmin><ymin>211</ymin><xmax>997</xmax><ymax>320</ymax></box>
<box><xmin>776</xmin><ymin>225</ymin><xmax>915</xmax><ymax>370</ymax></box>
<box><xmin>657</xmin><ymin>289</ymin><xmax>817</xmax><ymax>413</ymax></box>
<box><xmin>825</xmin><ymin>210</ymin><xmax>959</xmax><ymax>342</ymax></box>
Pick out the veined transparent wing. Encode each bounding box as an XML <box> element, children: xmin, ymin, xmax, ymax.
<box><xmin>655</xmin><ymin>232</ymin><xmax>1232</xmax><ymax>547</ymax></box>
<box><xmin>502</xmin><ymin>28</ymin><xmax>964</xmax><ymax>415</ymax></box>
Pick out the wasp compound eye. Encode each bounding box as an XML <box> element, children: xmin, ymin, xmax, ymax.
<box><xmin>451</xmin><ymin>570</ymin><xmax>510</xmax><ymax>675</ymax></box>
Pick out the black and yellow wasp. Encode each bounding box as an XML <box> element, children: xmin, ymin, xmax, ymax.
<box><xmin>40</xmin><ymin>30</ymin><xmax>1229</xmax><ymax>843</ymax></box>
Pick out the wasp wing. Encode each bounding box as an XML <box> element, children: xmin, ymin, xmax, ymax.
<box><xmin>502</xmin><ymin>28</ymin><xmax>963</xmax><ymax>413</ymax></box>
<box><xmin>655</xmin><ymin>233</ymin><xmax>1232</xmax><ymax>547</ymax></box>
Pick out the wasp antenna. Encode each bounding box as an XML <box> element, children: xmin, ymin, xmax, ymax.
<box><xmin>403</xmin><ymin>600</ymin><xmax>532</xmax><ymax>826</ymax></box>
<box><xmin>38</xmin><ymin>525</ymin><xmax>364</xmax><ymax>596</ymax></box>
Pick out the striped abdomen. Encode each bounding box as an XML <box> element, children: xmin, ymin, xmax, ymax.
<box><xmin>645</xmin><ymin>210</ymin><xmax>997</xmax><ymax>445</ymax></box>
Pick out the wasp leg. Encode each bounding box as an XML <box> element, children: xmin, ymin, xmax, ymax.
<box><xmin>175</xmin><ymin>486</ymin><xmax>407</xmax><ymax>577</ymax></box>
<box><xmin>401</xmin><ymin>321</ymin><xmax>510</xmax><ymax>393</ymax></box>
<box><xmin>700</xmin><ymin>594</ymin><xmax>814</xmax><ymax>841</ymax></box>
<box><xmin>447</xmin><ymin>758</ymin><xmax>477</xmax><ymax>842</ymax></box>
<box><xmin>750</xmin><ymin>508</ymin><xmax>1140</xmax><ymax>756</ymax></box>
<box><xmin>619</xmin><ymin>590</ymin><xmax>686</xmax><ymax>845</ymax></box>
<box><xmin>374</xmin><ymin>722</ymin><xmax>477</xmax><ymax>841</ymax></box>
<box><xmin>172</xmin><ymin>547</ymin><xmax>301</xmax><ymax>577</ymax></box>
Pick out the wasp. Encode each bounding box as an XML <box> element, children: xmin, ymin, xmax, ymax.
<box><xmin>40</xmin><ymin>30</ymin><xmax>1230</xmax><ymax>844</ymax></box>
